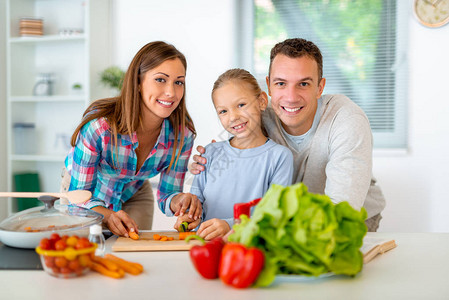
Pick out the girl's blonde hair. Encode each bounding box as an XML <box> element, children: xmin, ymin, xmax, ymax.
<box><xmin>70</xmin><ymin>41</ymin><xmax>196</xmax><ymax>171</ymax></box>
<box><xmin>211</xmin><ymin>68</ymin><xmax>262</xmax><ymax>100</ymax></box>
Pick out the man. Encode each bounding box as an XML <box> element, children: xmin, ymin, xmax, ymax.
<box><xmin>192</xmin><ymin>38</ymin><xmax>385</xmax><ymax>231</ymax></box>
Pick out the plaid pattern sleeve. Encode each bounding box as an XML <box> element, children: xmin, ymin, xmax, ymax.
<box><xmin>66</xmin><ymin>119</ymin><xmax>105</xmax><ymax>209</ymax></box>
<box><xmin>157</xmin><ymin>127</ymin><xmax>195</xmax><ymax>215</ymax></box>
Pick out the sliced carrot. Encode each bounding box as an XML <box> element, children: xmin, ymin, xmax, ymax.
<box><xmin>90</xmin><ymin>262</ymin><xmax>123</xmax><ymax>279</ymax></box>
<box><xmin>179</xmin><ymin>232</ymin><xmax>196</xmax><ymax>240</ymax></box>
<box><xmin>160</xmin><ymin>236</ymin><xmax>168</xmax><ymax>241</ymax></box>
<box><xmin>167</xmin><ymin>237</ymin><xmax>174</xmax><ymax>241</ymax></box>
<box><xmin>153</xmin><ymin>234</ymin><xmax>161</xmax><ymax>240</ymax></box>
<box><xmin>129</xmin><ymin>231</ymin><xmax>139</xmax><ymax>240</ymax></box>
<box><xmin>104</xmin><ymin>254</ymin><xmax>143</xmax><ymax>275</ymax></box>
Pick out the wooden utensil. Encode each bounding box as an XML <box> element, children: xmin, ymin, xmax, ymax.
<box><xmin>0</xmin><ymin>190</ymin><xmax>92</xmax><ymax>204</ymax></box>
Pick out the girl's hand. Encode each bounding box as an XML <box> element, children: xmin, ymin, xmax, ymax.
<box><xmin>197</xmin><ymin>218</ymin><xmax>231</xmax><ymax>241</ymax></box>
<box><xmin>170</xmin><ymin>193</ymin><xmax>202</xmax><ymax>220</ymax></box>
<box><xmin>99</xmin><ymin>208</ymin><xmax>138</xmax><ymax>237</ymax></box>
<box><xmin>173</xmin><ymin>214</ymin><xmax>201</xmax><ymax>232</ymax></box>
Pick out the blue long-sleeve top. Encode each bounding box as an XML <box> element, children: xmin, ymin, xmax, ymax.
<box><xmin>190</xmin><ymin>138</ymin><xmax>294</xmax><ymax>227</ymax></box>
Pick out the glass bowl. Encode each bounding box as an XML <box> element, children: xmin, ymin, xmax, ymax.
<box><xmin>36</xmin><ymin>243</ymin><xmax>97</xmax><ymax>278</ymax></box>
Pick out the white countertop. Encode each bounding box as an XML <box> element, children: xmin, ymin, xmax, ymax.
<box><xmin>1</xmin><ymin>232</ymin><xmax>448</xmax><ymax>300</ymax></box>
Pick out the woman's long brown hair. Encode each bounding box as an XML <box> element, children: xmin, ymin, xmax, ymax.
<box><xmin>70</xmin><ymin>41</ymin><xmax>196</xmax><ymax>171</ymax></box>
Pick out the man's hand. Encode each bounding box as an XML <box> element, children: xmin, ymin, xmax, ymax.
<box><xmin>170</xmin><ymin>193</ymin><xmax>202</xmax><ymax>220</ymax></box>
<box><xmin>173</xmin><ymin>214</ymin><xmax>201</xmax><ymax>232</ymax></box>
<box><xmin>189</xmin><ymin>140</ymin><xmax>215</xmax><ymax>175</ymax></box>
<box><xmin>197</xmin><ymin>218</ymin><xmax>231</xmax><ymax>241</ymax></box>
<box><xmin>189</xmin><ymin>145</ymin><xmax>206</xmax><ymax>175</ymax></box>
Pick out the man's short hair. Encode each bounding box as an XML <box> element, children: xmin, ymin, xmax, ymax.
<box><xmin>269</xmin><ymin>38</ymin><xmax>323</xmax><ymax>82</ymax></box>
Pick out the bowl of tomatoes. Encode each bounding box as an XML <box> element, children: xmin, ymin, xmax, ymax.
<box><xmin>35</xmin><ymin>233</ymin><xmax>97</xmax><ymax>278</ymax></box>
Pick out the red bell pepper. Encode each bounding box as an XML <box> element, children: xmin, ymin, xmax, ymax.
<box><xmin>219</xmin><ymin>243</ymin><xmax>264</xmax><ymax>288</ymax></box>
<box><xmin>185</xmin><ymin>235</ymin><xmax>225</xmax><ymax>279</ymax></box>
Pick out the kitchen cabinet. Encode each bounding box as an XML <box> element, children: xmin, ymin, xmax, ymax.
<box><xmin>5</xmin><ymin>0</ymin><xmax>111</xmax><ymax>214</ymax></box>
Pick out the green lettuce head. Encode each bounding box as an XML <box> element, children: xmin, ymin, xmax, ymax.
<box><xmin>229</xmin><ymin>183</ymin><xmax>367</xmax><ymax>287</ymax></box>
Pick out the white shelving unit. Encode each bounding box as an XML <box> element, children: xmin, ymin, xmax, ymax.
<box><xmin>6</xmin><ymin>0</ymin><xmax>111</xmax><ymax>214</ymax></box>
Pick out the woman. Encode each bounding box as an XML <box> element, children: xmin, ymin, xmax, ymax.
<box><xmin>61</xmin><ymin>41</ymin><xmax>202</xmax><ymax>237</ymax></box>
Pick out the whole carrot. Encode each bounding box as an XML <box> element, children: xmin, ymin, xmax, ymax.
<box><xmin>104</xmin><ymin>254</ymin><xmax>143</xmax><ymax>275</ymax></box>
<box><xmin>91</xmin><ymin>262</ymin><xmax>124</xmax><ymax>279</ymax></box>
<box><xmin>92</xmin><ymin>256</ymin><xmax>120</xmax><ymax>272</ymax></box>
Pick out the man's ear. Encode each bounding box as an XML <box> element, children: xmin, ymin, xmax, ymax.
<box><xmin>266</xmin><ymin>76</ymin><xmax>271</xmax><ymax>96</ymax></box>
<box><xmin>317</xmin><ymin>77</ymin><xmax>326</xmax><ymax>98</ymax></box>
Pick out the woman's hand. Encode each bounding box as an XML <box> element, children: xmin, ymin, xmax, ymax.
<box><xmin>173</xmin><ymin>214</ymin><xmax>201</xmax><ymax>232</ymax></box>
<box><xmin>92</xmin><ymin>207</ymin><xmax>138</xmax><ymax>237</ymax></box>
<box><xmin>170</xmin><ymin>193</ymin><xmax>202</xmax><ymax>220</ymax></box>
<box><xmin>197</xmin><ymin>218</ymin><xmax>231</xmax><ymax>241</ymax></box>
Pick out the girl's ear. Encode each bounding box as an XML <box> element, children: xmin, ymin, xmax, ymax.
<box><xmin>259</xmin><ymin>91</ymin><xmax>268</xmax><ymax>111</ymax></box>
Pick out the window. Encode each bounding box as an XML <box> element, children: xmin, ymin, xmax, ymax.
<box><xmin>239</xmin><ymin>0</ymin><xmax>408</xmax><ymax>148</ymax></box>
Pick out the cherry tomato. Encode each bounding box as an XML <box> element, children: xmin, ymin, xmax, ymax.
<box><xmin>52</xmin><ymin>267</ymin><xmax>60</xmax><ymax>274</ymax></box>
<box><xmin>61</xmin><ymin>235</ymin><xmax>69</xmax><ymax>243</ymax></box>
<box><xmin>39</xmin><ymin>238</ymin><xmax>51</xmax><ymax>250</ymax></box>
<box><xmin>59</xmin><ymin>267</ymin><xmax>72</xmax><ymax>274</ymax></box>
<box><xmin>54</xmin><ymin>257</ymin><xmax>68</xmax><ymax>268</ymax></box>
<box><xmin>49</xmin><ymin>233</ymin><xmax>60</xmax><ymax>241</ymax></box>
<box><xmin>44</xmin><ymin>256</ymin><xmax>55</xmax><ymax>268</ymax></box>
<box><xmin>68</xmin><ymin>259</ymin><xmax>80</xmax><ymax>271</ymax></box>
<box><xmin>54</xmin><ymin>240</ymin><xmax>67</xmax><ymax>251</ymax></box>
<box><xmin>66</xmin><ymin>236</ymin><xmax>78</xmax><ymax>247</ymax></box>
<box><xmin>78</xmin><ymin>254</ymin><xmax>92</xmax><ymax>267</ymax></box>
<box><xmin>75</xmin><ymin>237</ymin><xmax>91</xmax><ymax>250</ymax></box>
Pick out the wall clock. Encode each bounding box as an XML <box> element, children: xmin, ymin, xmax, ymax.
<box><xmin>414</xmin><ymin>0</ymin><xmax>449</xmax><ymax>28</ymax></box>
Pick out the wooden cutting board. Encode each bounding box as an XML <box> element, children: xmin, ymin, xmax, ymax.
<box><xmin>112</xmin><ymin>231</ymin><xmax>201</xmax><ymax>252</ymax></box>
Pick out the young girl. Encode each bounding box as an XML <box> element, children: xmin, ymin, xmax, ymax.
<box><xmin>175</xmin><ymin>69</ymin><xmax>293</xmax><ymax>240</ymax></box>
<box><xmin>62</xmin><ymin>41</ymin><xmax>202</xmax><ymax>237</ymax></box>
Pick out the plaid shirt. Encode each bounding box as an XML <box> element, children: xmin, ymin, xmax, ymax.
<box><xmin>65</xmin><ymin>117</ymin><xmax>194</xmax><ymax>215</ymax></box>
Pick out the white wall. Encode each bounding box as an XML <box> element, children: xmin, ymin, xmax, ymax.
<box><xmin>374</xmin><ymin>18</ymin><xmax>449</xmax><ymax>232</ymax></box>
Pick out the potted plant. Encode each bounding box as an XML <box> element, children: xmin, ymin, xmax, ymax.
<box><xmin>100</xmin><ymin>66</ymin><xmax>125</xmax><ymax>92</ymax></box>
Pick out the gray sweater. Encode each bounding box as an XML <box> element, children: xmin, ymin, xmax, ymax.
<box><xmin>262</xmin><ymin>94</ymin><xmax>386</xmax><ymax>218</ymax></box>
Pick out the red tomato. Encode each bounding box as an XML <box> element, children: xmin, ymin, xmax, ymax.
<box><xmin>44</xmin><ymin>256</ymin><xmax>55</xmax><ymax>268</ymax></box>
<box><xmin>52</xmin><ymin>267</ymin><xmax>60</xmax><ymax>274</ymax></box>
<box><xmin>68</xmin><ymin>259</ymin><xmax>80</xmax><ymax>271</ymax></box>
<box><xmin>54</xmin><ymin>257</ymin><xmax>68</xmax><ymax>268</ymax></box>
<box><xmin>49</xmin><ymin>233</ymin><xmax>60</xmax><ymax>241</ymax></box>
<box><xmin>54</xmin><ymin>240</ymin><xmax>67</xmax><ymax>251</ymax></box>
<box><xmin>75</xmin><ymin>237</ymin><xmax>91</xmax><ymax>250</ymax></box>
<box><xmin>61</xmin><ymin>235</ymin><xmax>69</xmax><ymax>242</ymax></box>
<box><xmin>59</xmin><ymin>267</ymin><xmax>72</xmax><ymax>274</ymax></box>
<box><xmin>39</xmin><ymin>238</ymin><xmax>51</xmax><ymax>250</ymax></box>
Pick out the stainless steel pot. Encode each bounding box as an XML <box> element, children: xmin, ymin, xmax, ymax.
<box><xmin>0</xmin><ymin>196</ymin><xmax>103</xmax><ymax>249</ymax></box>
